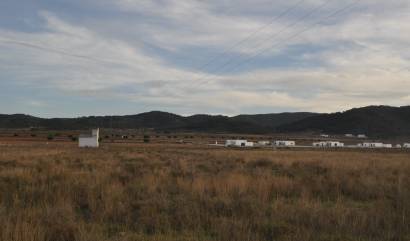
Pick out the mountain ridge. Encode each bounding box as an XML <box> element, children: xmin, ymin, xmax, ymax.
<box><xmin>1</xmin><ymin>105</ymin><xmax>410</xmax><ymax>137</ymax></box>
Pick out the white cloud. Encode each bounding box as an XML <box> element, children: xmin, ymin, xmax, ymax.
<box><xmin>0</xmin><ymin>0</ymin><xmax>410</xmax><ymax>116</ymax></box>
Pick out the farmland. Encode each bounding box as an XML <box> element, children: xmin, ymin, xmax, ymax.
<box><xmin>0</xmin><ymin>142</ymin><xmax>409</xmax><ymax>241</ymax></box>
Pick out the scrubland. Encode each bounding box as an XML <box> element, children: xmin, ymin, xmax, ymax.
<box><xmin>0</xmin><ymin>143</ymin><xmax>409</xmax><ymax>241</ymax></box>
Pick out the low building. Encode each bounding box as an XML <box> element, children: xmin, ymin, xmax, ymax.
<box><xmin>357</xmin><ymin>134</ymin><xmax>367</xmax><ymax>139</ymax></box>
<box><xmin>396</xmin><ymin>144</ymin><xmax>402</xmax><ymax>148</ymax></box>
<box><xmin>225</xmin><ymin>140</ymin><xmax>254</xmax><ymax>148</ymax></box>
<box><xmin>345</xmin><ymin>134</ymin><xmax>354</xmax><ymax>138</ymax></box>
<box><xmin>313</xmin><ymin>141</ymin><xmax>344</xmax><ymax>148</ymax></box>
<box><xmin>403</xmin><ymin>143</ymin><xmax>410</xmax><ymax>148</ymax></box>
<box><xmin>320</xmin><ymin>134</ymin><xmax>330</xmax><ymax>138</ymax></box>
<box><xmin>79</xmin><ymin>129</ymin><xmax>100</xmax><ymax>148</ymax></box>
<box><xmin>257</xmin><ymin>141</ymin><xmax>271</xmax><ymax>146</ymax></box>
<box><xmin>383</xmin><ymin>144</ymin><xmax>393</xmax><ymax>148</ymax></box>
<box><xmin>358</xmin><ymin>143</ymin><xmax>385</xmax><ymax>148</ymax></box>
<box><xmin>274</xmin><ymin>140</ymin><xmax>296</xmax><ymax>147</ymax></box>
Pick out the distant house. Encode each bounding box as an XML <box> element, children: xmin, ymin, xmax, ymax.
<box><xmin>274</xmin><ymin>140</ymin><xmax>296</xmax><ymax>147</ymax></box>
<box><xmin>357</xmin><ymin>134</ymin><xmax>367</xmax><ymax>139</ymax></box>
<box><xmin>383</xmin><ymin>144</ymin><xmax>393</xmax><ymax>148</ymax></box>
<box><xmin>257</xmin><ymin>141</ymin><xmax>271</xmax><ymax>146</ymax></box>
<box><xmin>403</xmin><ymin>143</ymin><xmax>410</xmax><ymax>148</ymax></box>
<box><xmin>225</xmin><ymin>140</ymin><xmax>254</xmax><ymax>148</ymax></box>
<box><xmin>79</xmin><ymin>129</ymin><xmax>100</xmax><ymax>148</ymax></box>
<box><xmin>313</xmin><ymin>141</ymin><xmax>344</xmax><ymax>148</ymax></box>
<box><xmin>358</xmin><ymin>143</ymin><xmax>385</xmax><ymax>148</ymax></box>
<box><xmin>396</xmin><ymin>144</ymin><xmax>402</xmax><ymax>148</ymax></box>
<box><xmin>345</xmin><ymin>134</ymin><xmax>354</xmax><ymax>138</ymax></box>
<box><xmin>320</xmin><ymin>134</ymin><xmax>330</xmax><ymax>138</ymax></box>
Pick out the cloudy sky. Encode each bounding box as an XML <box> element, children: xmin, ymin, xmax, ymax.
<box><xmin>0</xmin><ymin>0</ymin><xmax>409</xmax><ymax>117</ymax></box>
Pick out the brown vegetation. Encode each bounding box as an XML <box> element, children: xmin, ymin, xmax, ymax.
<box><xmin>0</xmin><ymin>143</ymin><xmax>409</xmax><ymax>241</ymax></box>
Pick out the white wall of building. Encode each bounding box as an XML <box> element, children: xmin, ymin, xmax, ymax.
<box><xmin>274</xmin><ymin>140</ymin><xmax>296</xmax><ymax>146</ymax></box>
<box><xmin>313</xmin><ymin>141</ymin><xmax>344</xmax><ymax>148</ymax></box>
<box><xmin>225</xmin><ymin>140</ymin><xmax>254</xmax><ymax>147</ymax></box>
<box><xmin>359</xmin><ymin>143</ymin><xmax>388</xmax><ymax>148</ymax></box>
<box><xmin>79</xmin><ymin>129</ymin><xmax>99</xmax><ymax>148</ymax></box>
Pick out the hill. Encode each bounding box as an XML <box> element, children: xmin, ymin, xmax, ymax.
<box><xmin>277</xmin><ymin>106</ymin><xmax>410</xmax><ymax>138</ymax></box>
<box><xmin>2</xmin><ymin>106</ymin><xmax>410</xmax><ymax>137</ymax></box>
<box><xmin>0</xmin><ymin>111</ymin><xmax>316</xmax><ymax>134</ymax></box>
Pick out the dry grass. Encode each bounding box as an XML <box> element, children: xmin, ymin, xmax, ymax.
<box><xmin>0</xmin><ymin>143</ymin><xmax>409</xmax><ymax>241</ymax></box>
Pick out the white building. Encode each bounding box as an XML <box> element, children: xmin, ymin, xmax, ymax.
<box><xmin>403</xmin><ymin>143</ymin><xmax>410</xmax><ymax>148</ymax></box>
<box><xmin>383</xmin><ymin>144</ymin><xmax>393</xmax><ymax>148</ymax></box>
<box><xmin>274</xmin><ymin>140</ymin><xmax>296</xmax><ymax>147</ymax></box>
<box><xmin>313</xmin><ymin>141</ymin><xmax>344</xmax><ymax>148</ymax></box>
<box><xmin>357</xmin><ymin>134</ymin><xmax>367</xmax><ymax>139</ymax></box>
<box><xmin>358</xmin><ymin>143</ymin><xmax>385</xmax><ymax>148</ymax></box>
<box><xmin>345</xmin><ymin>134</ymin><xmax>354</xmax><ymax>138</ymax></box>
<box><xmin>313</xmin><ymin>142</ymin><xmax>326</xmax><ymax>147</ymax></box>
<box><xmin>320</xmin><ymin>134</ymin><xmax>330</xmax><ymax>138</ymax></box>
<box><xmin>396</xmin><ymin>144</ymin><xmax>402</xmax><ymax>149</ymax></box>
<box><xmin>79</xmin><ymin>129</ymin><xmax>100</xmax><ymax>148</ymax></box>
<box><xmin>257</xmin><ymin>141</ymin><xmax>270</xmax><ymax>146</ymax></box>
<box><xmin>225</xmin><ymin>140</ymin><xmax>254</xmax><ymax>148</ymax></box>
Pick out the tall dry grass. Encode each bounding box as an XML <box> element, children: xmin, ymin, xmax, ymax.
<box><xmin>0</xmin><ymin>143</ymin><xmax>409</xmax><ymax>241</ymax></box>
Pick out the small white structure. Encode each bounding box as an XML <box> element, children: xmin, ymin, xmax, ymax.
<box><xmin>313</xmin><ymin>141</ymin><xmax>344</xmax><ymax>148</ymax></box>
<box><xmin>358</xmin><ymin>142</ymin><xmax>385</xmax><ymax>148</ymax></box>
<box><xmin>383</xmin><ymin>144</ymin><xmax>393</xmax><ymax>148</ymax></box>
<box><xmin>257</xmin><ymin>141</ymin><xmax>271</xmax><ymax>146</ymax></box>
<box><xmin>320</xmin><ymin>134</ymin><xmax>330</xmax><ymax>138</ymax></box>
<box><xmin>274</xmin><ymin>140</ymin><xmax>296</xmax><ymax>147</ymax></box>
<box><xmin>396</xmin><ymin>144</ymin><xmax>402</xmax><ymax>149</ymax></box>
<box><xmin>403</xmin><ymin>143</ymin><xmax>410</xmax><ymax>148</ymax></box>
<box><xmin>357</xmin><ymin>134</ymin><xmax>367</xmax><ymax>139</ymax></box>
<box><xmin>313</xmin><ymin>142</ymin><xmax>326</xmax><ymax>147</ymax></box>
<box><xmin>225</xmin><ymin>140</ymin><xmax>254</xmax><ymax>148</ymax></box>
<box><xmin>345</xmin><ymin>134</ymin><xmax>354</xmax><ymax>138</ymax></box>
<box><xmin>79</xmin><ymin>129</ymin><xmax>100</xmax><ymax>148</ymax></box>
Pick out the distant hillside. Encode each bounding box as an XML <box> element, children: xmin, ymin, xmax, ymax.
<box><xmin>232</xmin><ymin>113</ymin><xmax>318</xmax><ymax>129</ymax></box>
<box><xmin>0</xmin><ymin>111</ymin><xmax>316</xmax><ymax>134</ymax></box>
<box><xmin>2</xmin><ymin>106</ymin><xmax>410</xmax><ymax>137</ymax></box>
<box><xmin>278</xmin><ymin>106</ymin><xmax>410</xmax><ymax>138</ymax></box>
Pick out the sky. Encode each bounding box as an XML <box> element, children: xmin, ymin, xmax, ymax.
<box><xmin>0</xmin><ymin>0</ymin><xmax>409</xmax><ymax>117</ymax></box>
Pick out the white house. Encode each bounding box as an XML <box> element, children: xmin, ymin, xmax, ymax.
<box><xmin>345</xmin><ymin>134</ymin><xmax>354</xmax><ymax>138</ymax></box>
<box><xmin>320</xmin><ymin>134</ymin><xmax>330</xmax><ymax>138</ymax></box>
<box><xmin>313</xmin><ymin>142</ymin><xmax>326</xmax><ymax>147</ymax></box>
<box><xmin>257</xmin><ymin>141</ymin><xmax>271</xmax><ymax>146</ymax></box>
<box><xmin>79</xmin><ymin>129</ymin><xmax>100</xmax><ymax>148</ymax></box>
<box><xmin>225</xmin><ymin>140</ymin><xmax>254</xmax><ymax>148</ymax></box>
<box><xmin>403</xmin><ymin>143</ymin><xmax>410</xmax><ymax>148</ymax></box>
<box><xmin>383</xmin><ymin>144</ymin><xmax>393</xmax><ymax>148</ymax></box>
<box><xmin>358</xmin><ymin>143</ymin><xmax>384</xmax><ymax>148</ymax></box>
<box><xmin>327</xmin><ymin>141</ymin><xmax>344</xmax><ymax>147</ymax></box>
<box><xmin>274</xmin><ymin>140</ymin><xmax>296</xmax><ymax>147</ymax></box>
<box><xmin>313</xmin><ymin>141</ymin><xmax>344</xmax><ymax>148</ymax></box>
<box><xmin>396</xmin><ymin>144</ymin><xmax>402</xmax><ymax>148</ymax></box>
<box><xmin>357</xmin><ymin>134</ymin><xmax>367</xmax><ymax>139</ymax></box>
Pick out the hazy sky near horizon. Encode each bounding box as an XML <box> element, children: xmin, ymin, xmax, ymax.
<box><xmin>1</xmin><ymin>0</ymin><xmax>410</xmax><ymax>117</ymax></box>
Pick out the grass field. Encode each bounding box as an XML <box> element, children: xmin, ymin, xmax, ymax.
<box><xmin>0</xmin><ymin>142</ymin><xmax>409</xmax><ymax>241</ymax></box>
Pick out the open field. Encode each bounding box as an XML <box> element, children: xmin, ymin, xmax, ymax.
<box><xmin>0</xmin><ymin>142</ymin><xmax>409</xmax><ymax>241</ymax></box>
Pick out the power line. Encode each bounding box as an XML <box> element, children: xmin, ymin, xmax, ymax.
<box><xmin>181</xmin><ymin>0</ymin><xmax>334</xmax><ymax>91</ymax></box>
<box><xmin>191</xmin><ymin>0</ymin><xmax>307</xmax><ymax>74</ymax></box>
<box><xmin>190</xmin><ymin>0</ymin><xmax>362</xmax><ymax>91</ymax></box>
<box><xmin>0</xmin><ymin>38</ymin><xmax>111</xmax><ymax>64</ymax></box>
